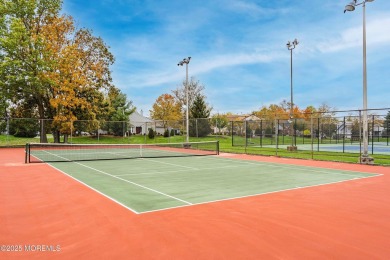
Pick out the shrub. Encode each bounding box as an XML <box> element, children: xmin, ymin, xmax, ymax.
<box><xmin>164</xmin><ymin>129</ymin><xmax>169</xmax><ymax>137</ymax></box>
<box><xmin>148</xmin><ymin>128</ymin><xmax>155</xmax><ymax>139</ymax></box>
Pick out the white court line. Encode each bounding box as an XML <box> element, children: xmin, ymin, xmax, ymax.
<box><xmin>116</xmin><ymin>164</ymin><xmax>247</xmax><ymax>177</ymax></box>
<box><xmin>140</xmin><ymin>173</ymin><xmax>382</xmax><ymax>214</ymax></box>
<box><xmin>198</xmin><ymin>155</ymin><xmax>381</xmax><ymax>177</ymax></box>
<box><xmin>140</xmin><ymin>157</ymin><xmax>198</xmax><ymax>170</ymax></box>
<box><xmin>45</xmin><ymin>163</ymin><xmax>140</xmax><ymax>214</ymax></box>
<box><xmin>101</xmin><ymin>150</ymin><xmax>199</xmax><ymax>170</ymax></box>
<box><xmin>39</xmin><ymin>150</ymin><xmax>383</xmax><ymax>215</ymax></box>
<box><xmin>42</xmin><ymin>151</ymin><xmax>192</xmax><ymax>206</ymax></box>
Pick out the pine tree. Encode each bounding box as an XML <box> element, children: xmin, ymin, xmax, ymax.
<box><xmin>189</xmin><ymin>95</ymin><xmax>212</xmax><ymax>137</ymax></box>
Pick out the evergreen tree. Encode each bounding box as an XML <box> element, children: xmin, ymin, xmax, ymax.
<box><xmin>189</xmin><ymin>94</ymin><xmax>212</xmax><ymax>137</ymax></box>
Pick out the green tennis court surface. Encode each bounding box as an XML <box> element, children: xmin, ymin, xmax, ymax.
<box><xmin>46</xmin><ymin>155</ymin><xmax>378</xmax><ymax>214</ymax></box>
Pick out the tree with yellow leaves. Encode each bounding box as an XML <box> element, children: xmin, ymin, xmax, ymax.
<box><xmin>150</xmin><ymin>94</ymin><xmax>182</xmax><ymax>130</ymax></box>
<box><xmin>0</xmin><ymin>0</ymin><xmax>118</xmax><ymax>142</ymax></box>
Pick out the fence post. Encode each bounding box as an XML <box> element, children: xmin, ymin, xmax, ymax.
<box><xmin>260</xmin><ymin>120</ymin><xmax>263</xmax><ymax>147</ymax></box>
<box><xmin>294</xmin><ymin>118</ymin><xmax>297</xmax><ymax>146</ymax></box>
<box><xmin>231</xmin><ymin>121</ymin><xmax>234</xmax><ymax>146</ymax></box>
<box><xmin>144</xmin><ymin>122</ymin><xmax>147</xmax><ymax>143</ymax></box>
<box><xmin>97</xmin><ymin>121</ymin><xmax>100</xmax><ymax>142</ymax></box>
<box><xmin>311</xmin><ymin>113</ymin><xmax>314</xmax><ymax>159</ymax></box>
<box><xmin>359</xmin><ymin>110</ymin><xmax>362</xmax><ymax>163</ymax></box>
<box><xmin>70</xmin><ymin>120</ymin><xmax>73</xmax><ymax>144</ymax></box>
<box><xmin>275</xmin><ymin>118</ymin><xmax>279</xmax><ymax>156</ymax></box>
<box><xmin>196</xmin><ymin>119</ymin><xmax>198</xmax><ymax>139</ymax></box>
<box><xmin>6</xmin><ymin>116</ymin><xmax>10</xmax><ymax>145</ymax></box>
<box><xmin>372</xmin><ymin>114</ymin><xmax>375</xmax><ymax>155</ymax></box>
<box><xmin>317</xmin><ymin>118</ymin><xmax>320</xmax><ymax>151</ymax></box>
<box><xmin>343</xmin><ymin>116</ymin><xmax>346</xmax><ymax>153</ymax></box>
<box><xmin>244</xmin><ymin>120</ymin><xmax>247</xmax><ymax>153</ymax></box>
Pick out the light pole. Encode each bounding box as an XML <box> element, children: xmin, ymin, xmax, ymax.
<box><xmin>178</xmin><ymin>57</ymin><xmax>191</xmax><ymax>143</ymax></box>
<box><xmin>286</xmin><ymin>39</ymin><xmax>298</xmax><ymax>151</ymax></box>
<box><xmin>344</xmin><ymin>0</ymin><xmax>374</xmax><ymax>164</ymax></box>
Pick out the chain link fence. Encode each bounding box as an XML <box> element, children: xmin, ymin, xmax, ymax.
<box><xmin>1</xmin><ymin>109</ymin><xmax>389</xmax><ymax>164</ymax></box>
<box><xmin>0</xmin><ymin>117</ymin><xmax>220</xmax><ymax>145</ymax></box>
<box><xmin>232</xmin><ymin>108</ymin><xmax>390</xmax><ymax>159</ymax></box>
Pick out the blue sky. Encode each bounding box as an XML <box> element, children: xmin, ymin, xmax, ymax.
<box><xmin>63</xmin><ymin>0</ymin><xmax>390</xmax><ymax>116</ymax></box>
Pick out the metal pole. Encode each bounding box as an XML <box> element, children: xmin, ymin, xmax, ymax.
<box><xmin>372</xmin><ymin>114</ymin><xmax>374</xmax><ymax>154</ymax></box>
<box><xmin>290</xmin><ymin>48</ymin><xmax>294</xmax><ymax>147</ymax></box>
<box><xmin>362</xmin><ymin>1</ymin><xmax>369</xmax><ymax>160</ymax></box>
<box><xmin>6</xmin><ymin>115</ymin><xmax>9</xmax><ymax>144</ymax></box>
<box><xmin>311</xmin><ymin>113</ymin><xmax>314</xmax><ymax>159</ymax></box>
<box><xmin>186</xmin><ymin>62</ymin><xmax>189</xmax><ymax>143</ymax></box>
<box><xmin>178</xmin><ymin>57</ymin><xmax>191</xmax><ymax>143</ymax></box>
<box><xmin>359</xmin><ymin>110</ymin><xmax>362</xmax><ymax>163</ymax></box>
<box><xmin>286</xmin><ymin>39</ymin><xmax>298</xmax><ymax>150</ymax></box>
<box><xmin>275</xmin><ymin>118</ymin><xmax>279</xmax><ymax>156</ymax></box>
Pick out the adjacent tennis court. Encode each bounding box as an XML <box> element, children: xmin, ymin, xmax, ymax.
<box><xmin>26</xmin><ymin>141</ymin><xmax>379</xmax><ymax>214</ymax></box>
<box><xmin>262</xmin><ymin>143</ymin><xmax>390</xmax><ymax>155</ymax></box>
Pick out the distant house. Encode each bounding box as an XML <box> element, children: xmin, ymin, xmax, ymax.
<box><xmin>214</xmin><ymin>114</ymin><xmax>263</xmax><ymax>135</ymax></box>
<box><xmin>129</xmin><ymin>111</ymin><xmax>154</xmax><ymax>135</ymax></box>
<box><xmin>336</xmin><ymin>121</ymin><xmax>384</xmax><ymax>138</ymax></box>
<box><xmin>226</xmin><ymin>114</ymin><xmax>289</xmax><ymax>137</ymax></box>
<box><xmin>129</xmin><ymin>111</ymin><xmax>181</xmax><ymax>136</ymax></box>
<box><xmin>336</xmin><ymin>121</ymin><xmax>353</xmax><ymax>138</ymax></box>
<box><xmin>226</xmin><ymin>114</ymin><xmax>261</xmax><ymax>122</ymax></box>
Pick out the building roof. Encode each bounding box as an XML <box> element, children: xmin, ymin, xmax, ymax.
<box><xmin>129</xmin><ymin>111</ymin><xmax>154</xmax><ymax>124</ymax></box>
<box><xmin>227</xmin><ymin>114</ymin><xmax>261</xmax><ymax>121</ymax></box>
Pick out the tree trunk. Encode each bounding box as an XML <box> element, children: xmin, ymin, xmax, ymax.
<box><xmin>37</xmin><ymin>103</ymin><xmax>48</xmax><ymax>143</ymax></box>
<box><xmin>53</xmin><ymin>130</ymin><xmax>60</xmax><ymax>143</ymax></box>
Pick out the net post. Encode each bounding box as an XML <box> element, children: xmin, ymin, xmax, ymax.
<box><xmin>216</xmin><ymin>140</ymin><xmax>220</xmax><ymax>155</ymax></box>
<box><xmin>25</xmin><ymin>143</ymin><xmax>29</xmax><ymax>164</ymax></box>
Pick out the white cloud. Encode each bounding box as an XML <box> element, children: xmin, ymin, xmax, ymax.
<box><xmin>316</xmin><ymin>16</ymin><xmax>390</xmax><ymax>53</ymax></box>
<box><xmin>192</xmin><ymin>52</ymin><xmax>281</xmax><ymax>75</ymax></box>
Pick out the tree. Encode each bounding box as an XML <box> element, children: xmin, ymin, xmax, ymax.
<box><xmin>351</xmin><ymin>118</ymin><xmax>360</xmax><ymax>139</ymax></box>
<box><xmin>9</xmin><ymin>102</ymin><xmax>39</xmax><ymax>137</ymax></box>
<box><xmin>41</xmin><ymin>16</ymin><xmax>115</xmax><ymax>142</ymax></box>
<box><xmin>302</xmin><ymin>106</ymin><xmax>317</xmax><ymax>120</ymax></box>
<box><xmin>172</xmin><ymin>77</ymin><xmax>205</xmax><ymax>110</ymax></box>
<box><xmin>150</xmin><ymin>94</ymin><xmax>182</xmax><ymax>129</ymax></box>
<box><xmin>189</xmin><ymin>94</ymin><xmax>212</xmax><ymax>137</ymax></box>
<box><xmin>103</xmin><ymin>89</ymin><xmax>136</xmax><ymax>136</ymax></box>
<box><xmin>148</xmin><ymin>128</ymin><xmax>155</xmax><ymax>139</ymax></box>
<box><xmin>0</xmin><ymin>0</ymin><xmax>116</xmax><ymax>143</ymax></box>
<box><xmin>0</xmin><ymin>0</ymin><xmax>63</xmax><ymax>142</ymax></box>
<box><xmin>211</xmin><ymin>114</ymin><xmax>229</xmax><ymax>134</ymax></box>
<box><xmin>316</xmin><ymin>103</ymin><xmax>338</xmax><ymax>139</ymax></box>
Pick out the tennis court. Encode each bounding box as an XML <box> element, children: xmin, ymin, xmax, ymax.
<box><xmin>26</xmin><ymin>141</ymin><xmax>379</xmax><ymax>214</ymax></box>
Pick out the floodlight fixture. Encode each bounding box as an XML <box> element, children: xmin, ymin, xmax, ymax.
<box><xmin>287</xmin><ymin>39</ymin><xmax>298</xmax><ymax>50</ymax></box>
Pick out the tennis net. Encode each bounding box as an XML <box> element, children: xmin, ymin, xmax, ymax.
<box><xmin>25</xmin><ymin>141</ymin><xmax>219</xmax><ymax>163</ymax></box>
